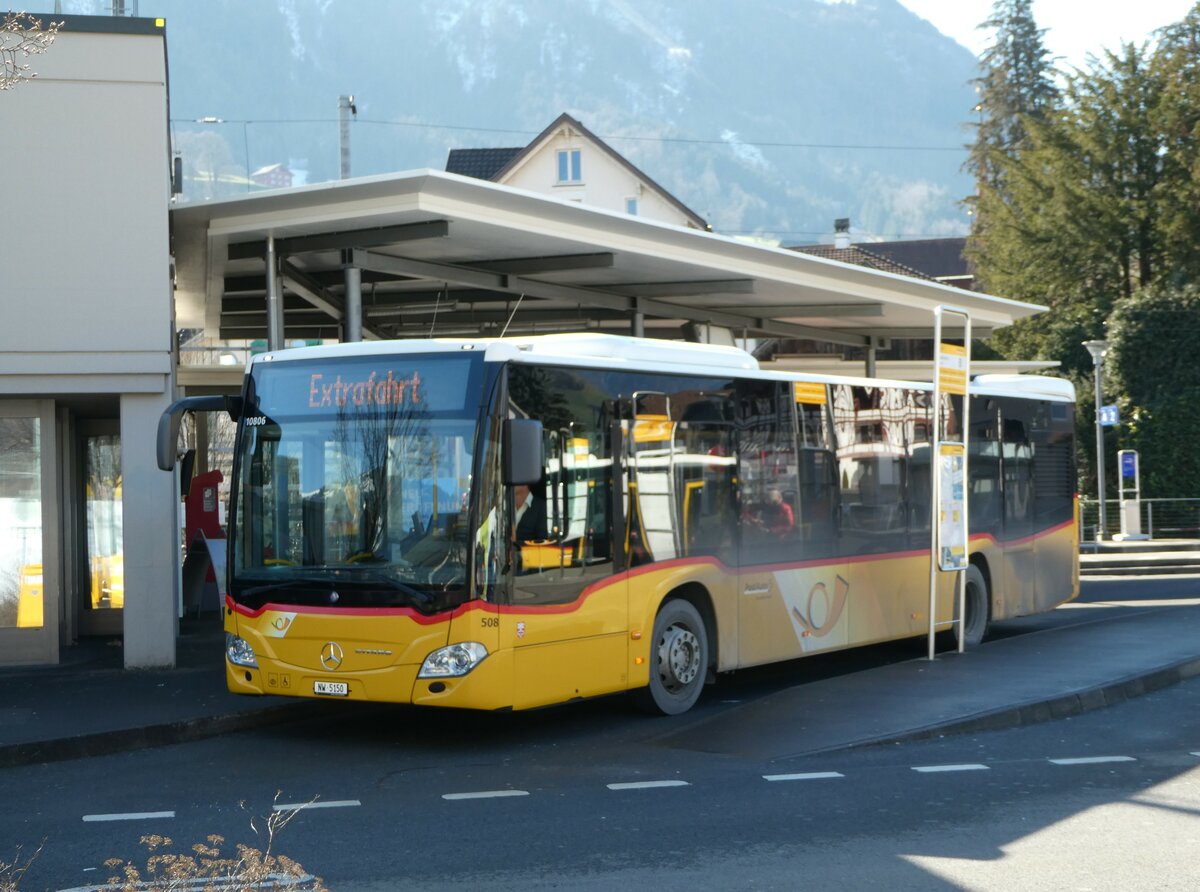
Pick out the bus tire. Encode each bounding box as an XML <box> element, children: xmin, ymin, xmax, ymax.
<box><xmin>960</xmin><ymin>564</ymin><xmax>990</xmax><ymax>648</ymax></box>
<box><xmin>634</xmin><ymin>599</ymin><xmax>709</xmax><ymax>716</ymax></box>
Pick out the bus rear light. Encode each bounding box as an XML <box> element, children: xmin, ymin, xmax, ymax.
<box><xmin>226</xmin><ymin>633</ymin><xmax>258</xmax><ymax>668</ymax></box>
<box><xmin>418</xmin><ymin>642</ymin><xmax>488</xmax><ymax>678</ymax></box>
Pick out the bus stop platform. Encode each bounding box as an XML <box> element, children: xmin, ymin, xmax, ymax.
<box><xmin>2</xmin><ymin>600</ymin><xmax>1200</xmax><ymax>768</ymax></box>
<box><xmin>654</xmin><ymin>600</ymin><xmax>1200</xmax><ymax>759</ymax></box>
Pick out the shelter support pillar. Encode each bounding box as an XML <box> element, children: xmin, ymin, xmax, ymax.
<box><xmin>865</xmin><ymin>336</ymin><xmax>880</xmax><ymax>377</ymax></box>
<box><xmin>342</xmin><ymin>250</ymin><xmax>363</xmax><ymax>342</ymax></box>
<box><xmin>632</xmin><ymin>310</ymin><xmax>645</xmax><ymax>339</ymax></box>
<box><xmin>265</xmin><ymin>235</ymin><xmax>284</xmax><ymax>351</ymax></box>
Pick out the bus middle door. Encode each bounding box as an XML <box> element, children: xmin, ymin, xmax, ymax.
<box><xmin>508</xmin><ymin>425</ymin><xmax>628</xmax><ymax>709</ymax></box>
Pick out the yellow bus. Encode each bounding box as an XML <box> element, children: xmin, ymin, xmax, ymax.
<box><xmin>158</xmin><ymin>334</ymin><xmax>1078</xmax><ymax>715</ymax></box>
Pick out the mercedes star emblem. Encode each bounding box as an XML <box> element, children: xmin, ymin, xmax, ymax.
<box><xmin>320</xmin><ymin>641</ymin><xmax>344</xmax><ymax>671</ymax></box>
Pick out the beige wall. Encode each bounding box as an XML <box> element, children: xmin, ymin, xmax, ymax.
<box><xmin>501</xmin><ymin>126</ymin><xmax>697</xmax><ymax>228</ymax></box>
<box><xmin>3</xmin><ymin>30</ymin><xmax>172</xmax><ymax>356</ymax></box>
<box><xmin>0</xmin><ymin>20</ymin><xmax>177</xmax><ymax>669</ymax></box>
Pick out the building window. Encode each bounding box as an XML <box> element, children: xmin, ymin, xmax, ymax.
<box><xmin>557</xmin><ymin>149</ymin><xmax>581</xmax><ymax>183</ymax></box>
<box><xmin>626</xmin><ymin>197</ymin><xmax>638</xmax><ymax>216</ymax></box>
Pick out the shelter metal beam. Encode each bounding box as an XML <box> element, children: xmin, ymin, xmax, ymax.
<box><xmin>712</xmin><ymin>303</ymin><xmax>883</xmax><ymax>318</ymax></box>
<box><xmin>859</xmin><ymin>327</ymin><xmax>993</xmax><ymax>339</ymax></box>
<box><xmin>365</xmin><ymin>307</ymin><xmax>631</xmax><ymax>325</ymax></box>
<box><xmin>227</xmin><ymin>220</ymin><xmax>450</xmax><ymax>261</ymax></box>
<box><xmin>351</xmin><ymin>248</ymin><xmax>868</xmax><ymax>347</ymax></box>
<box><xmin>603</xmin><ymin>279</ymin><xmax>756</xmax><ymax>298</ymax></box>
<box><xmin>470</xmin><ymin>252</ymin><xmax>615</xmax><ymax>275</ymax></box>
<box><xmin>280</xmin><ymin>260</ymin><xmax>381</xmax><ymax>340</ymax></box>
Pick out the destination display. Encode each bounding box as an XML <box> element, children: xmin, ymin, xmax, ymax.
<box><xmin>248</xmin><ymin>353</ymin><xmax>483</xmax><ymax>417</ymax></box>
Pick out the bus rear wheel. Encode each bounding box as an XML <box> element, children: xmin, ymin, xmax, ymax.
<box><xmin>960</xmin><ymin>564</ymin><xmax>990</xmax><ymax>648</ymax></box>
<box><xmin>635</xmin><ymin>599</ymin><xmax>709</xmax><ymax>716</ymax></box>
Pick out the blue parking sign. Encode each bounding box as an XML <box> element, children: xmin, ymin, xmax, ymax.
<box><xmin>1121</xmin><ymin>451</ymin><xmax>1137</xmax><ymax>479</ymax></box>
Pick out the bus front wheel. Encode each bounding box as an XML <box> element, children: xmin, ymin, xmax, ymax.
<box><xmin>635</xmin><ymin>599</ymin><xmax>709</xmax><ymax>716</ymax></box>
<box><xmin>960</xmin><ymin>564</ymin><xmax>990</xmax><ymax>648</ymax></box>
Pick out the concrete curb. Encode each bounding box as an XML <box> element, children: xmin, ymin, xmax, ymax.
<box><xmin>825</xmin><ymin>655</ymin><xmax>1200</xmax><ymax>755</ymax></box>
<box><xmin>0</xmin><ymin>701</ymin><xmax>335</xmax><ymax>770</ymax></box>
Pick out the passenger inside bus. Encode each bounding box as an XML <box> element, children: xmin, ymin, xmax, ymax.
<box><xmin>513</xmin><ymin>483</ymin><xmax>549</xmax><ymax>542</ymax></box>
<box><xmin>745</xmin><ymin>487</ymin><xmax>795</xmax><ymax>538</ymax></box>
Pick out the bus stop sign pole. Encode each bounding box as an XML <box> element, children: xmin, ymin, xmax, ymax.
<box><xmin>928</xmin><ymin>306</ymin><xmax>971</xmax><ymax>660</ymax></box>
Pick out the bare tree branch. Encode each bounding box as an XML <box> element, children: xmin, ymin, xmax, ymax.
<box><xmin>1</xmin><ymin>11</ymin><xmax>62</xmax><ymax>91</ymax></box>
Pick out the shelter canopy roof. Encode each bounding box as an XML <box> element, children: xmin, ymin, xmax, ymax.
<box><xmin>172</xmin><ymin>169</ymin><xmax>1043</xmax><ymax>347</ymax></box>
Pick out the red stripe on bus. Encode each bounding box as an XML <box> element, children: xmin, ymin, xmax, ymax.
<box><xmin>227</xmin><ymin>518</ymin><xmax>1076</xmax><ymax>623</ymax></box>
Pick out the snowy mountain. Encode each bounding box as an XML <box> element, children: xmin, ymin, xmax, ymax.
<box><xmin>46</xmin><ymin>0</ymin><xmax>981</xmax><ymax>243</ymax></box>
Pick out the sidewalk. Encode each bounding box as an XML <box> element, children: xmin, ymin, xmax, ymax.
<box><xmin>655</xmin><ymin>601</ymin><xmax>1200</xmax><ymax>759</ymax></box>
<box><xmin>0</xmin><ymin>617</ymin><xmax>340</xmax><ymax>769</ymax></box>
<box><xmin>3</xmin><ymin>595</ymin><xmax>1200</xmax><ymax>769</ymax></box>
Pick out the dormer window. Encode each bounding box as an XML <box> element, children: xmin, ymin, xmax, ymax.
<box><xmin>557</xmin><ymin>149</ymin><xmax>582</xmax><ymax>184</ymax></box>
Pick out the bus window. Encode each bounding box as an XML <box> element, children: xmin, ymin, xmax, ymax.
<box><xmin>737</xmin><ymin>380</ymin><xmax>800</xmax><ymax>566</ymax></box>
<box><xmin>505</xmin><ymin>364</ymin><xmax>618</xmax><ymax>604</ymax></box>
<box><xmin>833</xmin><ymin>384</ymin><xmax>909</xmax><ymax>554</ymax></box>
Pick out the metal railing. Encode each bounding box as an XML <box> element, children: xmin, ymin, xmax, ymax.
<box><xmin>1079</xmin><ymin>498</ymin><xmax>1200</xmax><ymax>542</ymax></box>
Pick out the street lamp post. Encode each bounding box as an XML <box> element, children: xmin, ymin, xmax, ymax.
<box><xmin>1084</xmin><ymin>340</ymin><xmax>1109</xmax><ymax>540</ymax></box>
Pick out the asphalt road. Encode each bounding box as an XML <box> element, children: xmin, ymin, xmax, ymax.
<box><xmin>5</xmin><ymin>575</ymin><xmax>1200</xmax><ymax>891</ymax></box>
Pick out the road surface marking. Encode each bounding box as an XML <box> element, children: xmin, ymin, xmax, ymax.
<box><xmin>763</xmin><ymin>772</ymin><xmax>845</xmax><ymax>782</ymax></box>
<box><xmin>911</xmin><ymin>764</ymin><xmax>990</xmax><ymax>773</ymax></box>
<box><xmin>607</xmin><ymin>780</ymin><xmax>690</xmax><ymax>790</ymax></box>
<box><xmin>82</xmin><ymin>811</ymin><xmax>175</xmax><ymax>822</ymax></box>
<box><xmin>442</xmin><ymin>790</ymin><xmax>530</xmax><ymax>800</ymax></box>
<box><xmin>1048</xmin><ymin>756</ymin><xmax>1136</xmax><ymax>765</ymax></box>
<box><xmin>273</xmin><ymin>799</ymin><xmax>361</xmax><ymax>811</ymax></box>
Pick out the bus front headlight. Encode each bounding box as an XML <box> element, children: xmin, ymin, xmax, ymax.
<box><xmin>226</xmin><ymin>633</ymin><xmax>258</xmax><ymax>668</ymax></box>
<box><xmin>418</xmin><ymin>642</ymin><xmax>488</xmax><ymax>678</ymax></box>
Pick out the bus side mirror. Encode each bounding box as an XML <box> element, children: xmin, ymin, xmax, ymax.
<box><xmin>503</xmin><ymin>419</ymin><xmax>544</xmax><ymax>485</ymax></box>
<box><xmin>156</xmin><ymin>395</ymin><xmax>243</xmax><ymax>471</ymax></box>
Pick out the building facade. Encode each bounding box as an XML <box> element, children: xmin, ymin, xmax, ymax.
<box><xmin>0</xmin><ymin>14</ymin><xmax>179</xmax><ymax>668</ymax></box>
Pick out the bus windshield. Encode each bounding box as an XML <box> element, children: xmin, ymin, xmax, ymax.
<box><xmin>231</xmin><ymin>352</ymin><xmax>487</xmax><ymax>613</ymax></box>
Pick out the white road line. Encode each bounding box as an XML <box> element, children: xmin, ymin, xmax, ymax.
<box><xmin>442</xmin><ymin>790</ymin><xmax>530</xmax><ymax>801</ymax></box>
<box><xmin>606</xmin><ymin>780</ymin><xmax>691</xmax><ymax>791</ymax></box>
<box><xmin>1048</xmin><ymin>756</ymin><xmax>1137</xmax><ymax>765</ymax></box>
<box><xmin>763</xmin><ymin>772</ymin><xmax>845</xmax><ymax>782</ymax></box>
<box><xmin>82</xmin><ymin>811</ymin><xmax>175</xmax><ymax>822</ymax></box>
<box><xmin>273</xmin><ymin>799</ymin><xmax>361</xmax><ymax>811</ymax></box>
<box><xmin>1191</xmin><ymin>752</ymin><xmax>1200</xmax><ymax>758</ymax></box>
<box><xmin>912</xmin><ymin>764</ymin><xmax>990</xmax><ymax>773</ymax></box>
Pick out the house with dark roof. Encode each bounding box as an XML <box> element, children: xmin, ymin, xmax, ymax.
<box><xmin>789</xmin><ymin>222</ymin><xmax>974</xmax><ymax>290</ymax></box>
<box><xmin>446</xmin><ymin>112</ymin><xmax>708</xmax><ymax>230</ymax></box>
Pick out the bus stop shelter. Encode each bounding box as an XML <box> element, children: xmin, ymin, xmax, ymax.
<box><xmin>171</xmin><ymin>168</ymin><xmax>1044</xmax><ymax>384</ymax></box>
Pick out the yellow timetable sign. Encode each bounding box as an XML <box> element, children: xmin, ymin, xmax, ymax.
<box><xmin>793</xmin><ymin>381</ymin><xmax>827</xmax><ymax>405</ymax></box>
<box><xmin>938</xmin><ymin>343</ymin><xmax>967</xmax><ymax>395</ymax></box>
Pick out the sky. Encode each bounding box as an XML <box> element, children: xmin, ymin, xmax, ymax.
<box><xmin>897</xmin><ymin>0</ymin><xmax>1196</xmax><ymax>70</ymax></box>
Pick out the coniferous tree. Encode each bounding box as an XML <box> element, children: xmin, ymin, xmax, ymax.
<box><xmin>965</xmin><ymin>0</ymin><xmax>1058</xmax><ymax>199</ymax></box>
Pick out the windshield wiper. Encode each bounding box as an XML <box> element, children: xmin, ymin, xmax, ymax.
<box><xmin>337</xmin><ymin>568</ymin><xmax>436</xmax><ymax>607</ymax></box>
<box><xmin>240</xmin><ymin>567</ymin><xmax>435</xmax><ymax>608</ymax></box>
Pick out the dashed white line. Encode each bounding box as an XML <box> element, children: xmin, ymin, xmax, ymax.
<box><xmin>763</xmin><ymin>772</ymin><xmax>844</xmax><ymax>782</ymax></box>
<box><xmin>606</xmin><ymin>780</ymin><xmax>691</xmax><ymax>791</ymax></box>
<box><xmin>442</xmin><ymin>790</ymin><xmax>530</xmax><ymax>801</ymax></box>
<box><xmin>82</xmin><ymin>811</ymin><xmax>175</xmax><ymax>822</ymax></box>
<box><xmin>911</xmin><ymin>764</ymin><xmax>990</xmax><ymax>774</ymax></box>
<box><xmin>1191</xmin><ymin>752</ymin><xmax>1200</xmax><ymax>758</ymax></box>
<box><xmin>1048</xmin><ymin>756</ymin><xmax>1137</xmax><ymax>766</ymax></box>
<box><xmin>273</xmin><ymin>799</ymin><xmax>361</xmax><ymax>811</ymax></box>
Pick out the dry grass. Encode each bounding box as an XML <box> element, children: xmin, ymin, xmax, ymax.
<box><xmin>5</xmin><ymin>794</ymin><xmax>327</xmax><ymax>891</ymax></box>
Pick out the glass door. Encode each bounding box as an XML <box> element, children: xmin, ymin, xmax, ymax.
<box><xmin>78</xmin><ymin>423</ymin><xmax>122</xmax><ymax>636</ymax></box>
<box><xmin>0</xmin><ymin>401</ymin><xmax>59</xmax><ymax>665</ymax></box>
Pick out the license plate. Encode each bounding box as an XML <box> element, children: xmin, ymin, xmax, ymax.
<box><xmin>313</xmin><ymin>680</ymin><xmax>348</xmax><ymax>697</ymax></box>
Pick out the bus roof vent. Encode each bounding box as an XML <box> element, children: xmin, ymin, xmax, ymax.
<box><xmin>973</xmin><ymin>374</ymin><xmax>1076</xmax><ymax>401</ymax></box>
<box><xmin>486</xmin><ymin>333</ymin><xmax>759</xmax><ymax>371</ymax></box>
